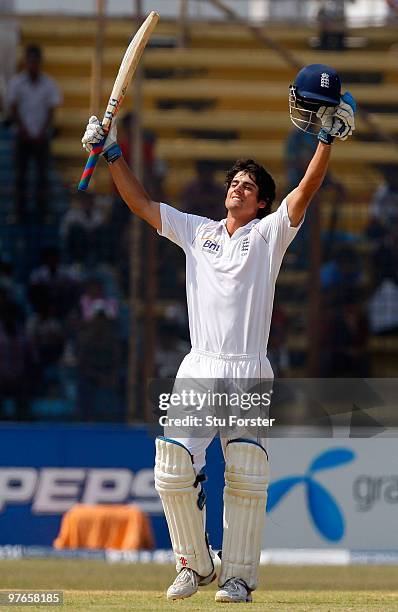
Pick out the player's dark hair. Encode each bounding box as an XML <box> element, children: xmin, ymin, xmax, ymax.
<box><xmin>225</xmin><ymin>159</ymin><xmax>276</xmax><ymax>219</ymax></box>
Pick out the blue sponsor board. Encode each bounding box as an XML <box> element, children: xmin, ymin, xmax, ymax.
<box><xmin>0</xmin><ymin>425</ymin><xmax>224</xmax><ymax>549</ymax></box>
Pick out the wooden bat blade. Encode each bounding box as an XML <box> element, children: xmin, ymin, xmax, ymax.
<box><xmin>103</xmin><ymin>11</ymin><xmax>159</xmax><ymax>129</ymax></box>
<box><xmin>78</xmin><ymin>11</ymin><xmax>159</xmax><ymax>191</ymax></box>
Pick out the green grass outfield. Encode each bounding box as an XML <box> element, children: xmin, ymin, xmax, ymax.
<box><xmin>0</xmin><ymin>560</ymin><xmax>397</xmax><ymax>611</ymax></box>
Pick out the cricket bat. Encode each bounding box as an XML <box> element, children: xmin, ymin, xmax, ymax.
<box><xmin>78</xmin><ymin>11</ymin><xmax>159</xmax><ymax>191</ymax></box>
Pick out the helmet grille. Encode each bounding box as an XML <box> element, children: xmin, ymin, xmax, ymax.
<box><xmin>289</xmin><ymin>85</ymin><xmax>322</xmax><ymax>135</ymax></box>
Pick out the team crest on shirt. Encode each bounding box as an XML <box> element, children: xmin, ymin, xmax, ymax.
<box><xmin>240</xmin><ymin>236</ymin><xmax>250</xmax><ymax>256</ymax></box>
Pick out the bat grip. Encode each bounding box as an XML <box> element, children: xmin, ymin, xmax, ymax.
<box><xmin>78</xmin><ymin>137</ymin><xmax>106</xmax><ymax>191</ymax></box>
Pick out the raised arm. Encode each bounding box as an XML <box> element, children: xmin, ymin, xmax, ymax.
<box><xmin>108</xmin><ymin>156</ymin><xmax>161</xmax><ymax>229</ymax></box>
<box><xmin>81</xmin><ymin>116</ymin><xmax>161</xmax><ymax>230</ymax></box>
<box><xmin>286</xmin><ymin>90</ymin><xmax>356</xmax><ymax>227</ymax></box>
<box><xmin>286</xmin><ymin>141</ymin><xmax>331</xmax><ymax>227</ymax></box>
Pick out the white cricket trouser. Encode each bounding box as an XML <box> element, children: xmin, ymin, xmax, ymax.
<box><xmin>164</xmin><ymin>348</ymin><xmax>273</xmax><ymax>474</ymax></box>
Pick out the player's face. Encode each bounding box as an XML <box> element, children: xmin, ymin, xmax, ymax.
<box><xmin>26</xmin><ymin>54</ymin><xmax>41</xmax><ymax>78</ymax></box>
<box><xmin>225</xmin><ymin>171</ymin><xmax>266</xmax><ymax>220</ymax></box>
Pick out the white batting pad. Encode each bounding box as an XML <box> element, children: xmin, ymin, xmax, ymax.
<box><xmin>219</xmin><ymin>439</ymin><xmax>269</xmax><ymax>591</ymax></box>
<box><xmin>154</xmin><ymin>437</ymin><xmax>214</xmax><ymax>581</ymax></box>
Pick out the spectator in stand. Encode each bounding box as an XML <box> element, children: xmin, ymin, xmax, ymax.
<box><xmin>79</xmin><ymin>276</ymin><xmax>119</xmax><ymax>323</ymax></box>
<box><xmin>26</xmin><ymin>302</ymin><xmax>66</xmax><ymax>392</ymax></box>
<box><xmin>321</xmin><ymin>245</ymin><xmax>362</xmax><ymax>300</ymax></box>
<box><xmin>157</xmin><ymin>231</ymin><xmax>187</xmax><ymax>299</ymax></box>
<box><xmin>386</xmin><ymin>0</ymin><xmax>398</xmax><ymax>17</ymax></box>
<box><xmin>60</xmin><ymin>191</ymin><xmax>107</xmax><ymax>265</ymax></box>
<box><xmin>180</xmin><ymin>160</ymin><xmax>226</xmax><ymax>220</ymax></box>
<box><xmin>28</xmin><ymin>246</ymin><xmax>81</xmax><ymax>320</ymax></box>
<box><xmin>368</xmin><ymin>276</ymin><xmax>398</xmax><ymax>336</ymax></box>
<box><xmin>371</xmin><ymin>237</ymin><xmax>398</xmax><ymax>286</ymax></box>
<box><xmin>316</xmin><ymin>0</ymin><xmax>355</xmax><ymax>51</ymax></box>
<box><xmin>0</xmin><ymin>253</ymin><xmax>29</xmax><ymax>317</ymax></box>
<box><xmin>0</xmin><ymin>288</ymin><xmax>37</xmax><ymax>420</ymax></box>
<box><xmin>6</xmin><ymin>44</ymin><xmax>61</xmax><ymax>223</ymax></box>
<box><xmin>320</xmin><ymin>289</ymin><xmax>369</xmax><ymax>376</ymax></box>
<box><xmin>320</xmin><ymin>244</ymin><xmax>368</xmax><ymax>376</ymax></box>
<box><xmin>368</xmin><ymin>251</ymin><xmax>398</xmax><ymax>335</ymax></box>
<box><xmin>76</xmin><ymin>299</ymin><xmax>123</xmax><ymax>422</ymax></box>
<box><xmin>155</xmin><ymin>319</ymin><xmax>190</xmax><ymax>379</ymax></box>
<box><xmin>366</xmin><ymin>164</ymin><xmax>398</xmax><ymax>242</ymax></box>
<box><xmin>267</xmin><ymin>305</ymin><xmax>290</xmax><ymax>377</ymax></box>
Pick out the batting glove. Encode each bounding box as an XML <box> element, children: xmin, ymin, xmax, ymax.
<box><xmin>330</xmin><ymin>92</ymin><xmax>356</xmax><ymax>141</ymax></box>
<box><xmin>317</xmin><ymin>105</ymin><xmax>337</xmax><ymax>145</ymax></box>
<box><xmin>81</xmin><ymin>116</ymin><xmax>117</xmax><ymax>154</ymax></box>
<box><xmin>316</xmin><ymin>105</ymin><xmax>335</xmax><ymax>131</ymax></box>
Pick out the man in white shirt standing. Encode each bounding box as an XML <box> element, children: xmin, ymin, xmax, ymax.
<box><xmin>82</xmin><ymin>63</ymin><xmax>355</xmax><ymax>603</ymax></box>
<box><xmin>7</xmin><ymin>44</ymin><xmax>62</xmax><ymax>223</ymax></box>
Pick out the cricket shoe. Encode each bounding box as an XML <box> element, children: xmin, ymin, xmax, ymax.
<box><xmin>166</xmin><ymin>568</ymin><xmax>199</xmax><ymax>600</ymax></box>
<box><xmin>215</xmin><ymin>578</ymin><xmax>252</xmax><ymax>603</ymax></box>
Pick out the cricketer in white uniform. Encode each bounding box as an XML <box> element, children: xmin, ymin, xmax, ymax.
<box><xmin>81</xmin><ymin>81</ymin><xmax>355</xmax><ymax>603</ymax></box>
<box><xmin>158</xmin><ymin>191</ymin><xmax>296</xmax><ymax>468</ymax></box>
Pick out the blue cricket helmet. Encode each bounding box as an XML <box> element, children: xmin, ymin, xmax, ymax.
<box><xmin>289</xmin><ymin>64</ymin><xmax>341</xmax><ymax>134</ymax></box>
<box><xmin>294</xmin><ymin>64</ymin><xmax>341</xmax><ymax>107</ymax></box>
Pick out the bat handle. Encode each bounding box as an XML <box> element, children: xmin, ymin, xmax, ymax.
<box><xmin>78</xmin><ymin>138</ymin><xmax>106</xmax><ymax>191</ymax></box>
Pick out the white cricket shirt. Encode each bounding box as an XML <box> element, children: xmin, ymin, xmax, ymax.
<box><xmin>6</xmin><ymin>71</ymin><xmax>62</xmax><ymax>138</ymax></box>
<box><xmin>159</xmin><ymin>198</ymin><xmax>302</xmax><ymax>356</ymax></box>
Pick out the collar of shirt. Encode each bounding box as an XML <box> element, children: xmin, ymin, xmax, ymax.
<box><xmin>21</xmin><ymin>71</ymin><xmax>45</xmax><ymax>86</ymax></box>
<box><xmin>219</xmin><ymin>217</ymin><xmax>260</xmax><ymax>239</ymax></box>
